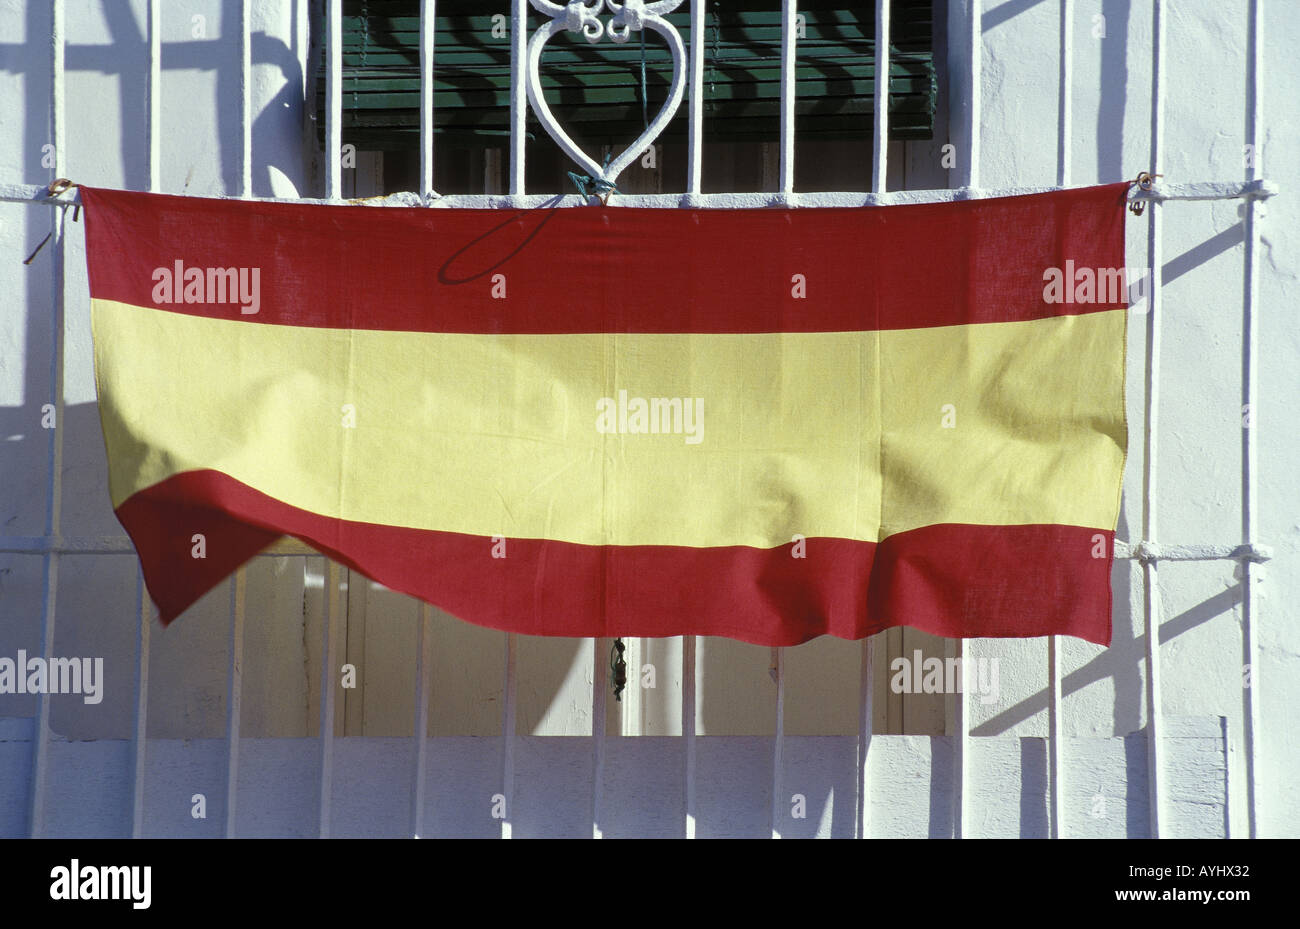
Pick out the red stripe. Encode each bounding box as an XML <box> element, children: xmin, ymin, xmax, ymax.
<box><xmin>116</xmin><ymin>470</ymin><xmax>1113</xmax><ymax>645</ymax></box>
<box><xmin>81</xmin><ymin>184</ymin><xmax>1130</xmax><ymax>334</ymax></box>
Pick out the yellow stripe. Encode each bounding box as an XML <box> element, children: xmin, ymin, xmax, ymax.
<box><xmin>92</xmin><ymin>300</ymin><xmax>1125</xmax><ymax>547</ymax></box>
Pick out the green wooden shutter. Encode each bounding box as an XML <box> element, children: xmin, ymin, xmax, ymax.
<box><xmin>319</xmin><ymin>0</ymin><xmax>936</xmax><ymax>150</ymax></box>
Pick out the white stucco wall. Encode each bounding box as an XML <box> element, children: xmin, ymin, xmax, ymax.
<box><xmin>0</xmin><ymin>0</ymin><xmax>1294</xmax><ymax>837</ymax></box>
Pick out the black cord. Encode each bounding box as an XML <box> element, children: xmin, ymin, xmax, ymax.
<box><xmin>611</xmin><ymin>638</ymin><xmax>628</xmax><ymax>702</ymax></box>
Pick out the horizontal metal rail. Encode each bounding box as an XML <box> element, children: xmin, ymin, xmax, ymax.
<box><xmin>0</xmin><ymin>180</ymin><xmax>1278</xmax><ymax>211</ymax></box>
<box><xmin>0</xmin><ymin>535</ymin><xmax>1272</xmax><ymax>563</ymax></box>
<box><xmin>0</xmin><ymin>536</ymin><xmax>323</xmax><ymax>556</ymax></box>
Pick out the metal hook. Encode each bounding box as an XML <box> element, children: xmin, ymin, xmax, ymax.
<box><xmin>1128</xmin><ymin>171</ymin><xmax>1164</xmax><ymax>215</ymax></box>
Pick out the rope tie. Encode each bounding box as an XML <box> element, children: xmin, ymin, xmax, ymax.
<box><xmin>640</xmin><ymin>26</ymin><xmax>648</xmax><ymax>131</ymax></box>
<box><xmin>610</xmin><ymin>638</ymin><xmax>628</xmax><ymax>701</ymax></box>
<box><xmin>23</xmin><ymin>178</ymin><xmax>80</xmax><ymax>265</ymax></box>
<box><xmin>568</xmin><ymin>150</ymin><xmax>619</xmax><ymax>204</ymax></box>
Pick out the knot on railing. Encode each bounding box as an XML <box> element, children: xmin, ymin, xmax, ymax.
<box><xmin>610</xmin><ymin>638</ymin><xmax>628</xmax><ymax>701</ymax></box>
<box><xmin>1232</xmin><ymin>543</ymin><xmax>1273</xmax><ymax>564</ymax></box>
<box><xmin>22</xmin><ymin>179</ymin><xmax>81</xmax><ymax>264</ymax></box>
<box><xmin>1132</xmin><ymin>541</ymin><xmax>1159</xmax><ymax>564</ymax></box>
<box><xmin>1128</xmin><ymin>171</ymin><xmax>1164</xmax><ymax>215</ymax></box>
<box><xmin>568</xmin><ymin>150</ymin><xmax>620</xmax><ymax>204</ymax></box>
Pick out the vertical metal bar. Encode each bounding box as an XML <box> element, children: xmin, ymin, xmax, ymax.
<box><xmin>871</xmin><ymin>0</ymin><xmax>890</xmax><ymax>193</ymax></box>
<box><xmin>622</xmin><ymin>638</ymin><xmax>642</xmax><ymax>735</ymax></box>
<box><xmin>500</xmin><ymin>632</ymin><xmax>517</xmax><ymax>838</ymax></box>
<box><xmin>857</xmin><ymin>1</ymin><xmax>891</xmax><ymax>830</ymax></box>
<box><xmin>129</xmin><ymin>0</ymin><xmax>161</xmax><ymax>837</ymax></box>
<box><xmin>218</xmin><ymin>0</ymin><xmax>252</xmax><ymax>842</ymax></box>
<box><xmin>778</xmin><ymin>0</ymin><xmax>796</xmax><ymax>193</ymax></box>
<box><xmin>770</xmin><ymin>646</ymin><xmax>785</xmax><ymax>839</ymax></box>
<box><xmin>591</xmin><ymin>638</ymin><xmax>606</xmax><ymax>839</ymax></box>
<box><xmin>856</xmin><ymin>635</ymin><xmax>874</xmax><ymax>838</ymax></box>
<box><xmin>403</xmin><ymin>0</ymin><xmax>439</xmax><ymax>826</ymax></box>
<box><xmin>1056</xmin><ymin>0</ymin><xmax>1073</xmax><ymax>188</ymax></box>
<box><xmin>410</xmin><ymin>603</ymin><xmax>434</xmax><ymax>837</ymax></box>
<box><xmin>509</xmin><ymin>0</ymin><xmax>526</xmax><ymax>197</ymax></box>
<box><xmin>222</xmin><ymin>569</ymin><xmax>246</xmax><ymax>838</ymax></box>
<box><xmin>1142</xmin><ymin>0</ymin><xmax>1166</xmax><ymax>840</ymax></box>
<box><xmin>1048</xmin><ymin>0</ymin><xmax>1073</xmax><ymax>842</ymax></box>
<box><xmin>27</xmin><ymin>0</ymin><xmax>66</xmax><ymax>840</ymax></box>
<box><xmin>950</xmin><ymin>637</ymin><xmax>969</xmax><ymax>838</ymax></box>
<box><xmin>318</xmin><ymin>560</ymin><xmax>341</xmax><ymax>837</ymax></box>
<box><xmin>419</xmin><ymin>0</ymin><xmax>436</xmax><ymax>197</ymax></box>
<box><xmin>1240</xmin><ymin>0</ymin><xmax>1263</xmax><ymax>840</ymax></box>
<box><xmin>239</xmin><ymin>0</ymin><xmax>252</xmax><ymax>198</ymax></box>
<box><xmin>129</xmin><ymin>572</ymin><xmax>152</xmax><ymax>838</ymax></box>
<box><xmin>687</xmin><ymin>0</ymin><xmax>705</xmax><ymax>194</ymax></box>
<box><xmin>948</xmin><ymin>0</ymin><xmax>981</xmax><ymax>840</ymax></box>
<box><xmin>966</xmin><ymin>0</ymin><xmax>981</xmax><ymax>190</ymax></box>
<box><xmin>683</xmin><ymin>635</ymin><xmax>696</xmax><ymax>839</ymax></box>
<box><xmin>1047</xmin><ymin>638</ymin><xmax>1064</xmax><ymax>837</ymax></box>
<box><xmin>325</xmin><ymin>0</ymin><xmax>343</xmax><ymax>199</ymax></box>
<box><xmin>146</xmin><ymin>0</ymin><xmax>160</xmax><ymax>191</ymax></box>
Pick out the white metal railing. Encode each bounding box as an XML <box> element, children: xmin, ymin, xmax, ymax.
<box><xmin>0</xmin><ymin>0</ymin><xmax>1276</xmax><ymax>840</ymax></box>
<box><xmin>2</xmin><ymin>177</ymin><xmax>1275</xmax><ymax>212</ymax></box>
<box><xmin>1142</xmin><ymin>0</ymin><xmax>1167</xmax><ymax>841</ymax></box>
<box><xmin>1047</xmin><ymin>0</ymin><xmax>1073</xmax><ymax>841</ymax></box>
<box><xmin>1240</xmin><ymin>0</ymin><xmax>1265</xmax><ymax>841</ymax></box>
<box><xmin>25</xmin><ymin>0</ymin><xmax>69</xmax><ymax>844</ymax></box>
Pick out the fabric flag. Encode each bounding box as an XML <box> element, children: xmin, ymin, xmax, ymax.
<box><xmin>80</xmin><ymin>183</ymin><xmax>1129</xmax><ymax>645</ymax></box>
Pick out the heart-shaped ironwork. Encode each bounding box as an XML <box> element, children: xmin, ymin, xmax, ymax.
<box><xmin>526</xmin><ymin>0</ymin><xmax>687</xmax><ymax>191</ymax></box>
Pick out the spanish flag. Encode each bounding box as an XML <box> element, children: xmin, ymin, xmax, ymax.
<box><xmin>81</xmin><ymin>183</ymin><xmax>1129</xmax><ymax>645</ymax></box>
